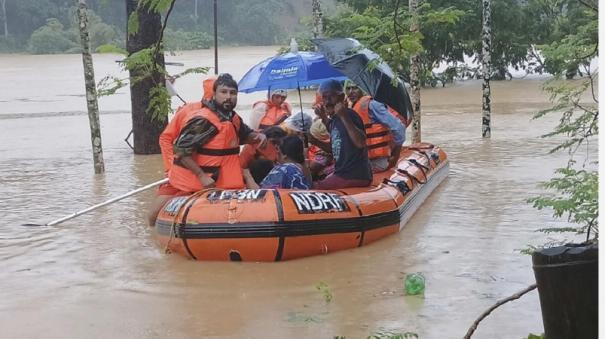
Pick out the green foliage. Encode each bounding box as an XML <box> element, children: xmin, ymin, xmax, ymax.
<box><xmin>326</xmin><ymin>2</ymin><xmax>464</xmax><ymax>85</ymax></box>
<box><xmin>127</xmin><ymin>11</ymin><xmax>139</xmax><ymax>36</ymax></box>
<box><xmin>535</xmin><ymin>80</ymin><xmax>598</xmax><ymax>154</ymax></box>
<box><xmin>525</xmin><ymin>334</ymin><xmax>545</xmax><ymax>339</ymax></box>
<box><xmin>315</xmin><ymin>281</ymin><xmax>333</xmax><ymax>303</ymax></box>
<box><xmin>327</xmin><ymin>0</ymin><xmax>598</xmax><ymax>84</ymax></box>
<box><xmin>140</xmin><ymin>0</ymin><xmax>174</xmax><ymax>13</ymax></box>
<box><xmin>96</xmin><ymin>44</ymin><xmax>127</xmax><ymax>54</ymax></box>
<box><xmin>28</xmin><ymin>18</ymin><xmax>78</xmax><ymax>54</ymax></box>
<box><xmin>529</xmin><ymin>168</ymin><xmax>598</xmax><ymax>237</ymax></box>
<box><xmin>96</xmin><ymin>0</ymin><xmax>210</xmax><ymax>123</ymax></box>
<box><xmin>367</xmin><ymin>329</ymin><xmax>419</xmax><ymax>339</ymax></box>
<box><xmin>277</xmin><ymin>36</ymin><xmax>316</xmax><ymax>54</ymax></box>
<box><xmin>68</xmin><ymin>6</ymin><xmax>120</xmax><ymax>50</ymax></box>
<box><xmin>97</xmin><ymin>75</ymin><xmax>127</xmax><ymax>97</ymax></box>
<box><xmin>0</xmin><ymin>35</ymin><xmax>19</xmax><ymax>53</ymax></box>
<box><xmin>148</xmin><ymin>85</ymin><xmax>172</xmax><ymax>121</ymax></box>
<box><xmin>172</xmin><ymin>66</ymin><xmax>210</xmax><ymax>80</ymax></box>
<box><xmin>539</xmin><ymin>10</ymin><xmax>597</xmax><ymax>77</ymax></box>
<box><xmin>125</xmin><ymin>47</ymin><xmax>157</xmax><ymax>75</ymax></box>
<box><xmin>223</xmin><ymin>0</ymin><xmax>286</xmax><ymax>45</ymax></box>
<box><xmin>25</xmin><ymin>6</ymin><xmax>120</xmax><ymax>54</ymax></box>
<box><xmin>285</xmin><ymin>311</ymin><xmax>325</xmax><ymax>323</ymax></box>
<box><xmin>528</xmin><ymin>2</ymin><xmax>598</xmax><ymax>244</ymax></box>
<box><xmin>163</xmin><ymin>29</ymin><xmax>211</xmax><ymax>50</ymax></box>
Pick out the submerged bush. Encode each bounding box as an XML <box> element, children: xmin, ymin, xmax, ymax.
<box><xmin>163</xmin><ymin>29</ymin><xmax>211</xmax><ymax>50</ymax></box>
<box><xmin>28</xmin><ymin>18</ymin><xmax>78</xmax><ymax>54</ymax></box>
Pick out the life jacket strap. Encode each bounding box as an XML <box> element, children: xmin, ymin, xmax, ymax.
<box><xmin>197</xmin><ymin>147</ymin><xmax>240</xmax><ymax>156</ymax></box>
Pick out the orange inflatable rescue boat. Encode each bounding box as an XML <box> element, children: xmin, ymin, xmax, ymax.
<box><xmin>154</xmin><ymin>142</ymin><xmax>448</xmax><ymax>261</ymax></box>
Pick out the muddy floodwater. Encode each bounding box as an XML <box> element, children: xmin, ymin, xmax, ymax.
<box><xmin>0</xmin><ymin>47</ymin><xmax>592</xmax><ymax>338</ymax></box>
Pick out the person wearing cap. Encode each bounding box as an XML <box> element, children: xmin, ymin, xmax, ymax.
<box><xmin>250</xmin><ymin>88</ymin><xmax>292</xmax><ymax>130</ymax></box>
<box><xmin>260</xmin><ymin>135</ymin><xmax>312</xmax><ymax>189</ymax></box>
<box><xmin>313</xmin><ymin>79</ymin><xmax>372</xmax><ymax>189</ymax></box>
<box><xmin>345</xmin><ymin>81</ymin><xmax>406</xmax><ymax>172</ymax></box>
<box><xmin>279</xmin><ymin>111</ymin><xmax>313</xmax><ymax>137</ymax></box>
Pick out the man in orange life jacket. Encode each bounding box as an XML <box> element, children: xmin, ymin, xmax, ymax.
<box><xmin>345</xmin><ymin>82</ymin><xmax>406</xmax><ymax>172</ymax></box>
<box><xmin>250</xmin><ymin>88</ymin><xmax>292</xmax><ymax>130</ymax></box>
<box><xmin>147</xmin><ymin>77</ymin><xmax>216</xmax><ymax>225</ymax></box>
<box><xmin>170</xmin><ymin>73</ymin><xmax>266</xmax><ymax>191</ymax></box>
<box><xmin>158</xmin><ymin>76</ymin><xmax>217</xmax><ymax>174</ymax></box>
<box><xmin>146</xmin><ymin>74</ymin><xmax>266</xmax><ymax>225</ymax></box>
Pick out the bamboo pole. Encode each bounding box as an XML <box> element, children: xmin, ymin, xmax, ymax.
<box><xmin>409</xmin><ymin>0</ymin><xmax>421</xmax><ymax>143</ymax></box>
<box><xmin>481</xmin><ymin>0</ymin><xmax>492</xmax><ymax>138</ymax></box>
<box><xmin>77</xmin><ymin>0</ymin><xmax>105</xmax><ymax>174</ymax></box>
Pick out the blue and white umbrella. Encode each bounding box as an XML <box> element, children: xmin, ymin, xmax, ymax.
<box><xmin>238</xmin><ymin>51</ymin><xmax>347</xmax><ymax>93</ymax></box>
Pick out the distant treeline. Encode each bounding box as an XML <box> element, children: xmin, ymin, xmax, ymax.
<box><xmin>318</xmin><ymin>0</ymin><xmax>597</xmax><ymax>84</ymax></box>
<box><xmin>0</xmin><ymin>0</ymin><xmax>336</xmax><ymax>54</ymax></box>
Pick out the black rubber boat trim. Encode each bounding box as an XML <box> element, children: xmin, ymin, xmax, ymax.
<box><xmin>157</xmin><ymin>208</ymin><xmax>401</xmax><ymax>239</ymax></box>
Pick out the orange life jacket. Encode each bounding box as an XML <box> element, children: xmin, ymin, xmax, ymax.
<box><xmin>389</xmin><ymin>105</ymin><xmax>411</xmax><ymax>128</ymax></box>
<box><xmin>160</xmin><ymin>77</ymin><xmax>217</xmax><ymax>173</ymax></box>
<box><xmin>255</xmin><ymin>100</ymin><xmax>292</xmax><ymax>130</ymax></box>
<box><xmin>168</xmin><ymin>108</ymin><xmax>245</xmax><ymax>193</ymax></box>
<box><xmin>202</xmin><ymin>77</ymin><xmax>215</xmax><ymax>100</ymax></box>
<box><xmin>159</xmin><ymin>102</ymin><xmax>203</xmax><ymax>173</ymax></box>
<box><xmin>352</xmin><ymin>96</ymin><xmax>392</xmax><ymax>159</ymax></box>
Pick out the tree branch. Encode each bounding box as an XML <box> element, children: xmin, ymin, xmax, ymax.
<box><xmin>393</xmin><ymin>0</ymin><xmax>404</xmax><ymax>52</ymax></box>
<box><xmin>151</xmin><ymin>0</ymin><xmax>177</xmax><ymax>76</ymax></box>
<box><xmin>577</xmin><ymin>0</ymin><xmax>598</xmax><ymax>12</ymax></box>
<box><xmin>463</xmin><ymin>284</ymin><xmax>537</xmax><ymax>339</ymax></box>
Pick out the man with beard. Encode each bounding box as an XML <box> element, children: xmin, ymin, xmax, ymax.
<box><xmin>313</xmin><ymin>79</ymin><xmax>372</xmax><ymax>189</ymax></box>
<box><xmin>167</xmin><ymin>73</ymin><xmax>267</xmax><ymax>194</ymax></box>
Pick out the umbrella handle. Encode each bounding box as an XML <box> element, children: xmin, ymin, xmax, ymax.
<box><xmin>296</xmin><ymin>83</ymin><xmax>309</xmax><ymax>146</ymax></box>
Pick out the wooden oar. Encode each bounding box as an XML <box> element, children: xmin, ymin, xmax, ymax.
<box><xmin>23</xmin><ymin>178</ymin><xmax>169</xmax><ymax>226</ymax></box>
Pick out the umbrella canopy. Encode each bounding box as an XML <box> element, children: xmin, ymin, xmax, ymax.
<box><xmin>238</xmin><ymin>51</ymin><xmax>347</xmax><ymax>93</ymax></box>
<box><xmin>313</xmin><ymin>38</ymin><xmax>413</xmax><ymax>122</ymax></box>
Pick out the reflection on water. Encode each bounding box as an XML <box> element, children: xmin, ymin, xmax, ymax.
<box><xmin>0</xmin><ymin>49</ymin><xmax>589</xmax><ymax>338</ymax></box>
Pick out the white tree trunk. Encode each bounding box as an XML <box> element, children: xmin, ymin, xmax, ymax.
<box><xmin>1</xmin><ymin>0</ymin><xmax>8</xmax><ymax>38</ymax></box>
<box><xmin>194</xmin><ymin>0</ymin><xmax>198</xmax><ymax>20</ymax></box>
<box><xmin>409</xmin><ymin>0</ymin><xmax>421</xmax><ymax>143</ymax></box>
<box><xmin>312</xmin><ymin>0</ymin><xmax>323</xmax><ymax>38</ymax></box>
<box><xmin>481</xmin><ymin>0</ymin><xmax>492</xmax><ymax>138</ymax></box>
<box><xmin>77</xmin><ymin>0</ymin><xmax>105</xmax><ymax>174</ymax></box>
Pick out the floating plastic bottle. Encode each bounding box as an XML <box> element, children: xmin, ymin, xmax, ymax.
<box><xmin>404</xmin><ymin>273</ymin><xmax>425</xmax><ymax>295</ymax></box>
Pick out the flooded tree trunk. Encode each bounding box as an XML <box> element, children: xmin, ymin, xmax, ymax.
<box><xmin>312</xmin><ymin>0</ymin><xmax>324</xmax><ymax>38</ymax></box>
<box><xmin>409</xmin><ymin>0</ymin><xmax>421</xmax><ymax>143</ymax></box>
<box><xmin>194</xmin><ymin>0</ymin><xmax>198</xmax><ymax>21</ymax></box>
<box><xmin>481</xmin><ymin>0</ymin><xmax>492</xmax><ymax>138</ymax></box>
<box><xmin>125</xmin><ymin>0</ymin><xmax>166</xmax><ymax>154</ymax></box>
<box><xmin>1</xmin><ymin>0</ymin><xmax>7</xmax><ymax>38</ymax></box>
<box><xmin>77</xmin><ymin>0</ymin><xmax>105</xmax><ymax>174</ymax></box>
